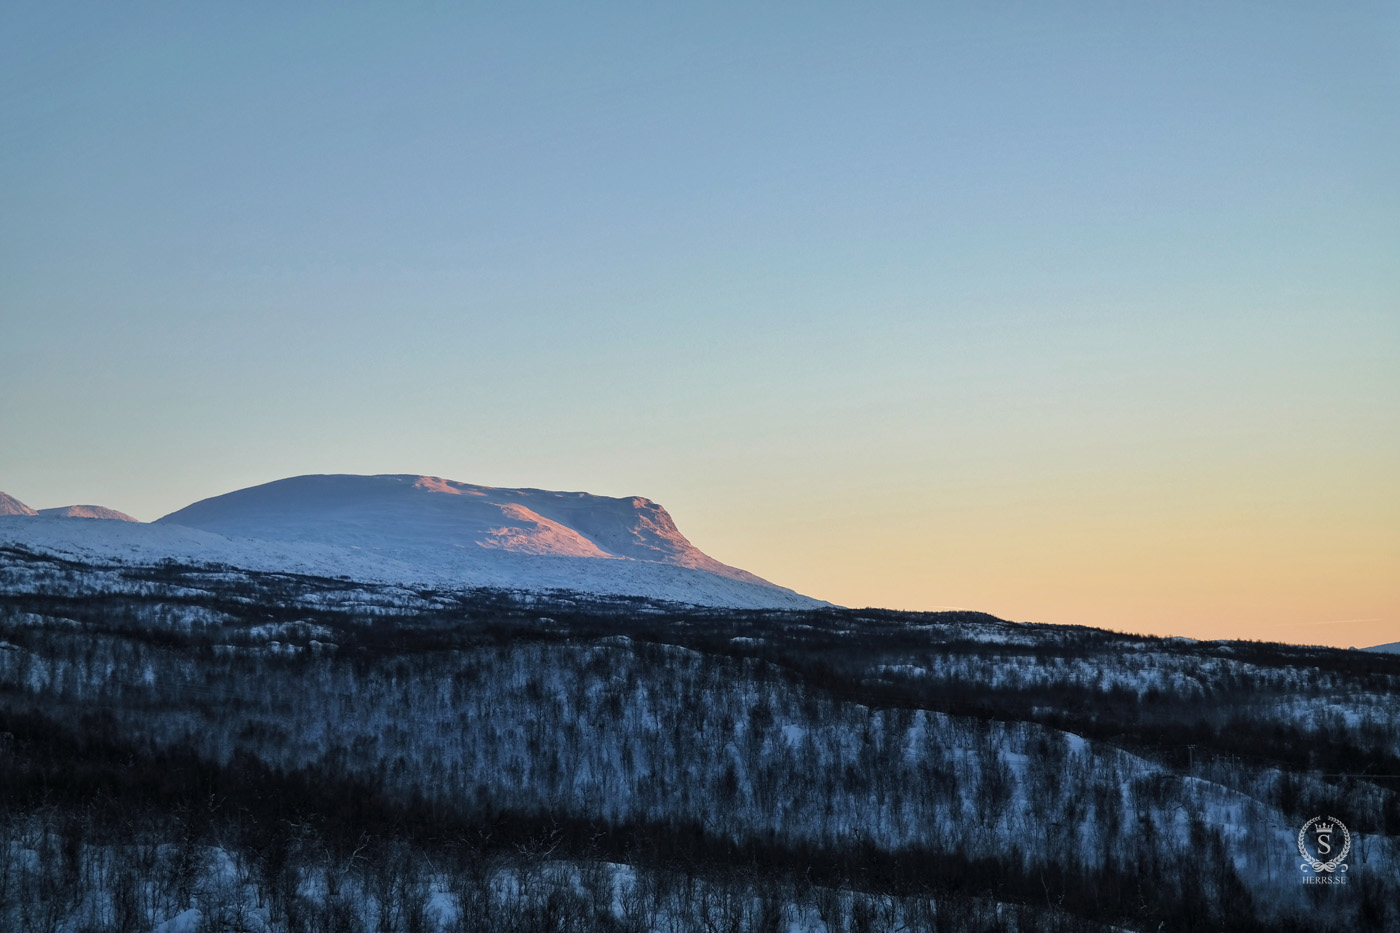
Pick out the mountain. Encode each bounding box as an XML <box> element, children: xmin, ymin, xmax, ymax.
<box><xmin>1</xmin><ymin>474</ymin><xmax>823</xmax><ymax>609</ymax></box>
<box><xmin>0</xmin><ymin>493</ymin><xmax>137</xmax><ymax>521</ymax></box>
<box><xmin>1367</xmin><ymin>641</ymin><xmax>1400</xmax><ymax>654</ymax></box>
<box><xmin>36</xmin><ymin>505</ymin><xmax>140</xmax><ymax>521</ymax></box>
<box><xmin>0</xmin><ymin>492</ymin><xmax>37</xmax><ymax>516</ymax></box>
<box><xmin>158</xmin><ymin>474</ymin><xmax>771</xmax><ymax>585</ymax></box>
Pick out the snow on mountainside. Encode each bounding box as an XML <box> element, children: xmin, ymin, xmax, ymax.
<box><xmin>36</xmin><ymin>505</ymin><xmax>139</xmax><ymax>521</ymax></box>
<box><xmin>0</xmin><ymin>492</ymin><xmax>37</xmax><ymax>517</ymax></box>
<box><xmin>158</xmin><ymin>474</ymin><xmax>772</xmax><ymax>585</ymax></box>
<box><xmin>0</xmin><ymin>493</ymin><xmax>136</xmax><ymax>521</ymax></box>
<box><xmin>0</xmin><ymin>475</ymin><xmax>824</xmax><ymax>610</ymax></box>
<box><xmin>1367</xmin><ymin>641</ymin><xmax>1400</xmax><ymax>655</ymax></box>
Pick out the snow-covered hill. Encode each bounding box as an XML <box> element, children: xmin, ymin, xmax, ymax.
<box><xmin>0</xmin><ymin>474</ymin><xmax>824</xmax><ymax>610</ymax></box>
<box><xmin>0</xmin><ymin>492</ymin><xmax>137</xmax><ymax>521</ymax></box>
<box><xmin>0</xmin><ymin>492</ymin><xmax>37</xmax><ymax>516</ymax></box>
<box><xmin>36</xmin><ymin>504</ymin><xmax>139</xmax><ymax>521</ymax></box>
<box><xmin>1368</xmin><ymin>641</ymin><xmax>1400</xmax><ymax>655</ymax></box>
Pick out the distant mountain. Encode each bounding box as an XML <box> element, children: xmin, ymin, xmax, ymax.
<box><xmin>37</xmin><ymin>505</ymin><xmax>139</xmax><ymax>522</ymax></box>
<box><xmin>1366</xmin><ymin>641</ymin><xmax>1400</xmax><ymax>655</ymax></box>
<box><xmin>0</xmin><ymin>492</ymin><xmax>136</xmax><ymax>521</ymax></box>
<box><xmin>0</xmin><ymin>474</ymin><xmax>823</xmax><ymax>610</ymax></box>
<box><xmin>158</xmin><ymin>474</ymin><xmax>771</xmax><ymax>585</ymax></box>
<box><xmin>0</xmin><ymin>492</ymin><xmax>37</xmax><ymax>517</ymax></box>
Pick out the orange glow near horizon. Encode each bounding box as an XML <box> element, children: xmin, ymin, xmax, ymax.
<box><xmin>737</xmin><ymin>538</ymin><xmax>1397</xmax><ymax>651</ymax></box>
<box><xmin>693</xmin><ymin>464</ymin><xmax>1398</xmax><ymax>652</ymax></box>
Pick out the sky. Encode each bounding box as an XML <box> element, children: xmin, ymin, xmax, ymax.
<box><xmin>2</xmin><ymin>3</ymin><xmax>1397</xmax><ymax>649</ymax></box>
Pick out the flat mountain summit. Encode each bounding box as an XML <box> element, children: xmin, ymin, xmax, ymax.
<box><xmin>1</xmin><ymin>474</ymin><xmax>821</xmax><ymax>609</ymax></box>
<box><xmin>157</xmin><ymin>473</ymin><xmax>771</xmax><ymax>586</ymax></box>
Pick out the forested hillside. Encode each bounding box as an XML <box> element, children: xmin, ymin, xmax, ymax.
<box><xmin>2</xmin><ymin>544</ymin><xmax>1396</xmax><ymax>932</ymax></box>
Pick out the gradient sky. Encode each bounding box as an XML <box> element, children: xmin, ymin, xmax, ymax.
<box><xmin>2</xmin><ymin>3</ymin><xmax>1397</xmax><ymax>649</ymax></box>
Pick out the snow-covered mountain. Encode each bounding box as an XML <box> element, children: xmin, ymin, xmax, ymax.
<box><xmin>0</xmin><ymin>492</ymin><xmax>37</xmax><ymax>516</ymax></box>
<box><xmin>1367</xmin><ymin>641</ymin><xmax>1400</xmax><ymax>655</ymax></box>
<box><xmin>36</xmin><ymin>504</ymin><xmax>139</xmax><ymax>521</ymax></box>
<box><xmin>158</xmin><ymin>474</ymin><xmax>771</xmax><ymax>584</ymax></box>
<box><xmin>0</xmin><ymin>492</ymin><xmax>137</xmax><ymax>521</ymax></box>
<box><xmin>0</xmin><ymin>474</ymin><xmax>824</xmax><ymax>609</ymax></box>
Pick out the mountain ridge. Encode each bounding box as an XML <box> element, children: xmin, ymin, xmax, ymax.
<box><xmin>36</xmin><ymin>505</ymin><xmax>139</xmax><ymax>522</ymax></box>
<box><xmin>1</xmin><ymin>474</ymin><xmax>823</xmax><ymax>610</ymax></box>
<box><xmin>0</xmin><ymin>492</ymin><xmax>136</xmax><ymax>521</ymax></box>
<box><xmin>0</xmin><ymin>492</ymin><xmax>37</xmax><ymax>517</ymax></box>
<box><xmin>156</xmin><ymin>473</ymin><xmax>773</xmax><ymax>587</ymax></box>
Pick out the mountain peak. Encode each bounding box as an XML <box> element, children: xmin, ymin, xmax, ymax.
<box><xmin>37</xmin><ymin>505</ymin><xmax>140</xmax><ymax>522</ymax></box>
<box><xmin>0</xmin><ymin>492</ymin><xmax>37</xmax><ymax>517</ymax></box>
<box><xmin>0</xmin><ymin>474</ymin><xmax>822</xmax><ymax>609</ymax></box>
<box><xmin>157</xmin><ymin>473</ymin><xmax>778</xmax><ymax>590</ymax></box>
<box><xmin>0</xmin><ymin>493</ymin><xmax>138</xmax><ymax>521</ymax></box>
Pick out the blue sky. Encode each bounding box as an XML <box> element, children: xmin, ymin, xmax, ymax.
<box><xmin>3</xmin><ymin>3</ymin><xmax>1397</xmax><ymax>645</ymax></box>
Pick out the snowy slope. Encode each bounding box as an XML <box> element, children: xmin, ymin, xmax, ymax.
<box><xmin>1366</xmin><ymin>641</ymin><xmax>1400</xmax><ymax>655</ymax></box>
<box><xmin>159</xmin><ymin>474</ymin><xmax>774</xmax><ymax>584</ymax></box>
<box><xmin>0</xmin><ymin>475</ymin><xmax>825</xmax><ymax>610</ymax></box>
<box><xmin>1</xmin><ymin>492</ymin><xmax>137</xmax><ymax>521</ymax></box>
<box><xmin>36</xmin><ymin>505</ymin><xmax>139</xmax><ymax>521</ymax></box>
<box><xmin>0</xmin><ymin>492</ymin><xmax>37</xmax><ymax>517</ymax></box>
